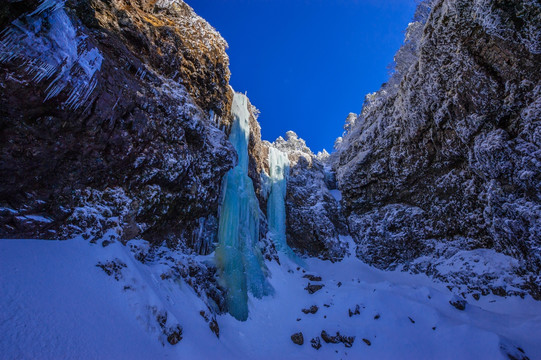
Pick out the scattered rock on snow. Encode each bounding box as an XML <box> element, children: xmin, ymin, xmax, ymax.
<box><xmin>321</xmin><ymin>330</ymin><xmax>341</xmax><ymax>344</ymax></box>
<box><xmin>303</xmin><ymin>274</ymin><xmax>322</xmax><ymax>282</ymax></box>
<box><xmin>302</xmin><ymin>305</ymin><xmax>319</xmax><ymax>314</ymax></box>
<box><xmin>348</xmin><ymin>304</ymin><xmax>361</xmax><ymax>317</ymax></box>
<box><xmin>449</xmin><ymin>297</ymin><xmax>467</xmax><ymax>311</ymax></box>
<box><xmin>95</xmin><ymin>259</ymin><xmax>127</xmax><ymax>281</ymax></box>
<box><xmin>341</xmin><ymin>335</ymin><xmax>355</xmax><ymax>348</ymax></box>
<box><xmin>499</xmin><ymin>338</ymin><xmax>530</xmax><ymax>360</ymax></box>
<box><xmin>209</xmin><ymin>318</ymin><xmax>220</xmax><ymax>338</ymax></box>
<box><xmin>199</xmin><ymin>310</ymin><xmax>220</xmax><ymax>338</ymax></box>
<box><xmin>311</xmin><ymin>336</ymin><xmax>322</xmax><ymax>350</ymax></box>
<box><xmin>166</xmin><ymin>325</ymin><xmax>183</xmax><ymax>345</ymax></box>
<box><xmin>291</xmin><ymin>332</ymin><xmax>304</xmax><ymax>345</ymax></box>
<box><xmin>321</xmin><ymin>330</ymin><xmax>355</xmax><ymax>347</ymax></box>
<box><xmin>305</xmin><ymin>283</ymin><xmax>324</xmax><ymax>294</ymax></box>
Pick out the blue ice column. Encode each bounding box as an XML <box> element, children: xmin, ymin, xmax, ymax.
<box><xmin>216</xmin><ymin>93</ymin><xmax>272</xmax><ymax>321</ymax></box>
<box><xmin>267</xmin><ymin>147</ymin><xmax>303</xmax><ymax>264</ymax></box>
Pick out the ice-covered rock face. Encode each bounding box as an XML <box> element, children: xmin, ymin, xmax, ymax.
<box><xmin>334</xmin><ymin>0</ymin><xmax>541</xmax><ymax>298</ymax></box>
<box><xmin>271</xmin><ymin>133</ymin><xmax>350</xmax><ymax>261</ymax></box>
<box><xmin>0</xmin><ymin>0</ymin><xmax>103</xmax><ymax>110</ymax></box>
<box><xmin>0</xmin><ymin>0</ymin><xmax>234</xmax><ymax>248</ymax></box>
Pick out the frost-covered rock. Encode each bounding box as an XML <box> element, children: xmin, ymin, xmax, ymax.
<box><xmin>334</xmin><ymin>0</ymin><xmax>541</xmax><ymax>298</ymax></box>
<box><xmin>273</xmin><ymin>132</ymin><xmax>349</xmax><ymax>261</ymax></box>
<box><xmin>0</xmin><ymin>0</ymin><xmax>235</xmax><ymax>249</ymax></box>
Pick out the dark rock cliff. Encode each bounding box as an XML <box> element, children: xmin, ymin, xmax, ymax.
<box><xmin>334</xmin><ymin>0</ymin><xmax>541</xmax><ymax>298</ymax></box>
<box><xmin>0</xmin><ymin>0</ymin><xmax>235</xmax><ymax>248</ymax></box>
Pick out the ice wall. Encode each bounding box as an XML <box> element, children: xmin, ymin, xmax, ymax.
<box><xmin>267</xmin><ymin>147</ymin><xmax>289</xmax><ymax>251</ymax></box>
<box><xmin>267</xmin><ymin>147</ymin><xmax>303</xmax><ymax>264</ymax></box>
<box><xmin>216</xmin><ymin>93</ymin><xmax>272</xmax><ymax>321</ymax></box>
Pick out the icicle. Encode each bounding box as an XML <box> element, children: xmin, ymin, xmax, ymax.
<box><xmin>29</xmin><ymin>0</ymin><xmax>65</xmax><ymax>17</ymax></box>
<box><xmin>216</xmin><ymin>93</ymin><xmax>273</xmax><ymax>321</ymax></box>
<box><xmin>193</xmin><ymin>216</ymin><xmax>218</xmax><ymax>256</ymax></box>
<box><xmin>194</xmin><ymin>218</ymin><xmax>207</xmax><ymax>255</ymax></box>
<box><xmin>0</xmin><ymin>0</ymin><xmax>103</xmax><ymax>109</ymax></box>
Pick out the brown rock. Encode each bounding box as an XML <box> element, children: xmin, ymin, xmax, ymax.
<box><xmin>303</xmin><ymin>274</ymin><xmax>322</xmax><ymax>282</ymax></box>
<box><xmin>310</xmin><ymin>337</ymin><xmax>322</xmax><ymax>350</ymax></box>
<box><xmin>341</xmin><ymin>335</ymin><xmax>355</xmax><ymax>348</ymax></box>
<box><xmin>166</xmin><ymin>325</ymin><xmax>183</xmax><ymax>345</ymax></box>
<box><xmin>348</xmin><ymin>304</ymin><xmax>360</xmax><ymax>317</ymax></box>
<box><xmin>449</xmin><ymin>298</ymin><xmax>467</xmax><ymax>311</ymax></box>
<box><xmin>321</xmin><ymin>330</ymin><xmax>340</xmax><ymax>344</ymax></box>
<box><xmin>291</xmin><ymin>332</ymin><xmax>304</xmax><ymax>345</ymax></box>
<box><xmin>302</xmin><ymin>305</ymin><xmax>319</xmax><ymax>314</ymax></box>
<box><xmin>209</xmin><ymin>318</ymin><xmax>220</xmax><ymax>338</ymax></box>
<box><xmin>305</xmin><ymin>283</ymin><xmax>324</xmax><ymax>294</ymax></box>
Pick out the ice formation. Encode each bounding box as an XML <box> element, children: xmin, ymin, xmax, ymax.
<box><xmin>215</xmin><ymin>93</ymin><xmax>272</xmax><ymax>321</ymax></box>
<box><xmin>0</xmin><ymin>0</ymin><xmax>103</xmax><ymax>109</ymax></box>
<box><xmin>267</xmin><ymin>147</ymin><xmax>302</xmax><ymax>263</ymax></box>
<box><xmin>267</xmin><ymin>147</ymin><xmax>289</xmax><ymax>251</ymax></box>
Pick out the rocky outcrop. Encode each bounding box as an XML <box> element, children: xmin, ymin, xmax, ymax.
<box><xmin>88</xmin><ymin>0</ymin><xmax>233</xmax><ymax>120</ymax></box>
<box><xmin>334</xmin><ymin>0</ymin><xmax>541</xmax><ymax>298</ymax></box>
<box><xmin>0</xmin><ymin>0</ymin><xmax>234</xmax><ymax>249</ymax></box>
<box><xmin>274</xmin><ymin>132</ymin><xmax>349</xmax><ymax>261</ymax></box>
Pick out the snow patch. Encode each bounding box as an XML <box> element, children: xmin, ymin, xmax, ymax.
<box><xmin>2</xmin><ymin>238</ymin><xmax>540</xmax><ymax>359</ymax></box>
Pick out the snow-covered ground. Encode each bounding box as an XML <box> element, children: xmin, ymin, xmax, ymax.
<box><xmin>1</xmin><ymin>237</ymin><xmax>540</xmax><ymax>359</ymax></box>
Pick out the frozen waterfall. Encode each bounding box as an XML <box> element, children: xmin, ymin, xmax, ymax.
<box><xmin>267</xmin><ymin>148</ymin><xmax>289</xmax><ymax>251</ymax></box>
<box><xmin>215</xmin><ymin>93</ymin><xmax>272</xmax><ymax>321</ymax></box>
<box><xmin>267</xmin><ymin>147</ymin><xmax>303</xmax><ymax>264</ymax></box>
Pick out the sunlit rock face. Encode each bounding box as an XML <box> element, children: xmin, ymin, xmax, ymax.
<box><xmin>0</xmin><ymin>0</ymin><xmax>235</xmax><ymax>248</ymax></box>
<box><xmin>334</xmin><ymin>0</ymin><xmax>541</xmax><ymax>298</ymax></box>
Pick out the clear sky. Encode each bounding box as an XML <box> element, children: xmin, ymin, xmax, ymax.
<box><xmin>187</xmin><ymin>0</ymin><xmax>417</xmax><ymax>152</ymax></box>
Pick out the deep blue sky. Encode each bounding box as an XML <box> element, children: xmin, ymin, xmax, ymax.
<box><xmin>188</xmin><ymin>0</ymin><xmax>417</xmax><ymax>152</ymax></box>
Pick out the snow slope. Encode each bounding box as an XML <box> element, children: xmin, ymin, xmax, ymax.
<box><xmin>1</xmin><ymin>238</ymin><xmax>540</xmax><ymax>359</ymax></box>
